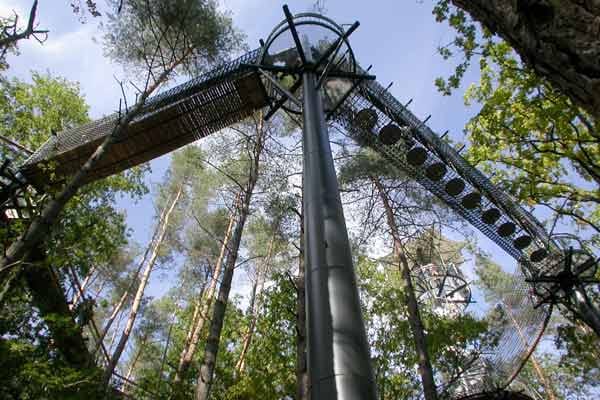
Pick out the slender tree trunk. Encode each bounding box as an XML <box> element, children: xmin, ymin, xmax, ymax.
<box><xmin>92</xmin><ymin>278</ymin><xmax>108</xmax><ymax>302</ymax></box>
<box><xmin>372</xmin><ymin>176</ymin><xmax>438</xmax><ymax>400</ymax></box>
<box><xmin>450</xmin><ymin>0</ymin><xmax>600</xmax><ymax>120</ymax></box>
<box><xmin>94</xmin><ymin>205</ymin><xmax>168</xmax><ymax>357</ymax></box>
<box><xmin>107</xmin><ymin>310</ymin><xmax>126</xmax><ymax>355</ymax></box>
<box><xmin>0</xmin><ymin>50</ymin><xmax>191</xmax><ymax>296</ymax></box>
<box><xmin>234</xmin><ymin>235</ymin><xmax>274</xmax><ymax>375</ymax></box>
<box><xmin>173</xmin><ymin>210</ymin><xmax>236</xmax><ymax>385</ymax></box>
<box><xmin>70</xmin><ymin>265</ymin><xmax>97</xmax><ymax>309</ymax></box>
<box><xmin>196</xmin><ymin>118</ymin><xmax>265</xmax><ymax>400</ymax></box>
<box><xmin>95</xmin><ymin>290</ymin><xmax>129</xmax><ymax>356</ymax></box>
<box><xmin>195</xmin><ymin>195</ymin><xmax>251</xmax><ymax>400</ymax></box>
<box><xmin>104</xmin><ymin>184</ymin><xmax>183</xmax><ymax>384</ymax></box>
<box><xmin>121</xmin><ymin>336</ymin><xmax>147</xmax><ymax>394</ymax></box>
<box><xmin>295</xmin><ymin>204</ymin><xmax>309</xmax><ymax>400</ymax></box>
<box><xmin>157</xmin><ymin>324</ymin><xmax>174</xmax><ymax>395</ymax></box>
<box><xmin>234</xmin><ymin>279</ymin><xmax>258</xmax><ymax>376</ymax></box>
<box><xmin>174</xmin><ymin>283</ymin><xmax>207</xmax><ymax>385</ymax></box>
<box><xmin>23</xmin><ymin>247</ymin><xmax>92</xmax><ymax>368</ymax></box>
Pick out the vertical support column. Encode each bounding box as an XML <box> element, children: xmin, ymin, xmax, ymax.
<box><xmin>572</xmin><ymin>286</ymin><xmax>600</xmax><ymax>336</ymax></box>
<box><xmin>302</xmin><ymin>70</ymin><xmax>377</xmax><ymax>400</ymax></box>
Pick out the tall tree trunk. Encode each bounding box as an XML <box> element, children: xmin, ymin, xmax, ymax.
<box><xmin>104</xmin><ymin>184</ymin><xmax>183</xmax><ymax>384</ymax></box>
<box><xmin>372</xmin><ymin>176</ymin><xmax>438</xmax><ymax>400</ymax></box>
<box><xmin>107</xmin><ymin>310</ymin><xmax>126</xmax><ymax>355</ymax></box>
<box><xmin>234</xmin><ymin>235</ymin><xmax>274</xmax><ymax>375</ymax></box>
<box><xmin>23</xmin><ymin>247</ymin><xmax>92</xmax><ymax>368</ymax></box>
<box><xmin>95</xmin><ymin>289</ymin><xmax>128</xmax><ymax>356</ymax></box>
<box><xmin>295</xmin><ymin>204</ymin><xmax>309</xmax><ymax>400</ymax></box>
<box><xmin>450</xmin><ymin>0</ymin><xmax>600</xmax><ymax>120</ymax></box>
<box><xmin>195</xmin><ymin>118</ymin><xmax>265</xmax><ymax>400</ymax></box>
<box><xmin>173</xmin><ymin>210</ymin><xmax>236</xmax><ymax>385</ymax></box>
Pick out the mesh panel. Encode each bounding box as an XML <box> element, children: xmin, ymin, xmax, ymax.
<box><xmin>23</xmin><ymin>49</ymin><xmax>263</xmax><ymax>172</ymax></box>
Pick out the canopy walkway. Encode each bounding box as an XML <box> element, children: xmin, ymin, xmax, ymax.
<box><xmin>4</xmin><ymin>35</ymin><xmax>597</xmax><ymax>398</ymax></box>
<box><xmin>20</xmin><ymin>49</ymin><xmax>267</xmax><ymax>187</ymax></box>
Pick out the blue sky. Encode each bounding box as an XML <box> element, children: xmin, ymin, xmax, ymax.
<box><xmin>2</xmin><ymin>0</ymin><xmax>517</xmax><ymax>296</ymax></box>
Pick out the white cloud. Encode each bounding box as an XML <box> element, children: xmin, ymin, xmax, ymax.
<box><xmin>6</xmin><ymin>18</ymin><xmax>127</xmax><ymax>118</ymax></box>
<box><xmin>0</xmin><ymin>1</ymin><xmax>26</xmax><ymax>23</ymax></box>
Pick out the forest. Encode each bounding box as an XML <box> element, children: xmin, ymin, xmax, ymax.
<box><xmin>0</xmin><ymin>1</ymin><xmax>599</xmax><ymax>400</ymax></box>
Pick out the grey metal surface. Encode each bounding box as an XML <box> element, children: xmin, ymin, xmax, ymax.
<box><xmin>302</xmin><ymin>68</ymin><xmax>377</xmax><ymax>399</ymax></box>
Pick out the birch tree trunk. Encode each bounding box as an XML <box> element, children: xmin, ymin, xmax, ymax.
<box><xmin>173</xmin><ymin>211</ymin><xmax>236</xmax><ymax>384</ymax></box>
<box><xmin>94</xmin><ymin>204</ymin><xmax>169</xmax><ymax>357</ymax></box>
<box><xmin>195</xmin><ymin>118</ymin><xmax>265</xmax><ymax>400</ymax></box>
<box><xmin>121</xmin><ymin>335</ymin><xmax>147</xmax><ymax>394</ymax></box>
<box><xmin>70</xmin><ymin>265</ymin><xmax>97</xmax><ymax>309</ymax></box>
<box><xmin>95</xmin><ymin>290</ymin><xmax>129</xmax><ymax>356</ymax></box>
<box><xmin>234</xmin><ymin>235</ymin><xmax>274</xmax><ymax>375</ymax></box>
<box><xmin>450</xmin><ymin>0</ymin><xmax>600</xmax><ymax>120</ymax></box>
<box><xmin>104</xmin><ymin>184</ymin><xmax>183</xmax><ymax>383</ymax></box>
<box><xmin>373</xmin><ymin>176</ymin><xmax>438</xmax><ymax>400</ymax></box>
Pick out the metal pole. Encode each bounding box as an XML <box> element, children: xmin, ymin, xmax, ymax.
<box><xmin>572</xmin><ymin>286</ymin><xmax>600</xmax><ymax>336</ymax></box>
<box><xmin>302</xmin><ymin>67</ymin><xmax>377</xmax><ymax>399</ymax></box>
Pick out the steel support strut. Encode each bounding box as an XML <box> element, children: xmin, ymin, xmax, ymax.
<box><xmin>302</xmin><ymin>68</ymin><xmax>377</xmax><ymax>400</ymax></box>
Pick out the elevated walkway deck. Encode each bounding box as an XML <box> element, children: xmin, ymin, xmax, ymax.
<box><xmin>21</xmin><ymin>50</ymin><xmax>267</xmax><ymax>187</ymax></box>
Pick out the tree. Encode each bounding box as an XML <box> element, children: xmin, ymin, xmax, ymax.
<box><xmin>104</xmin><ymin>147</ymin><xmax>201</xmax><ymax>383</ymax></box>
<box><xmin>196</xmin><ymin>114</ymin><xmax>268</xmax><ymax>400</ymax></box>
<box><xmin>433</xmin><ymin>0</ymin><xmax>600</xmax><ymax>336</ymax></box>
<box><xmin>222</xmin><ymin>272</ymin><xmax>298</xmax><ymax>399</ymax></box>
<box><xmin>0</xmin><ymin>0</ymin><xmax>243</xmax><ymax>290</ymax></box>
<box><xmin>0</xmin><ymin>72</ymin><xmax>147</xmax><ymax>395</ymax></box>
<box><xmin>234</xmin><ymin>215</ymin><xmax>286</xmax><ymax>376</ymax></box>
<box><xmin>340</xmin><ymin>147</ymin><xmax>463</xmax><ymax>400</ymax></box>
<box><xmin>355</xmin><ymin>254</ymin><xmax>490</xmax><ymax>400</ymax></box>
<box><xmin>0</xmin><ymin>0</ymin><xmax>48</xmax><ymax>70</ymax></box>
<box><xmin>173</xmin><ymin>205</ymin><xmax>236</xmax><ymax>386</ymax></box>
<box><xmin>373</xmin><ymin>175</ymin><xmax>438</xmax><ymax>400</ymax></box>
<box><xmin>437</xmin><ymin>0</ymin><xmax>600</xmax><ymax>120</ymax></box>
<box><xmin>0</xmin><ymin>72</ymin><xmax>88</xmax><ymax>150</ymax></box>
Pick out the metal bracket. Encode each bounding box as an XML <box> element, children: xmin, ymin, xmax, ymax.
<box><xmin>326</xmin><ymin>65</ymin><xmax>374</xmax><ymax>120</ymax></box>
<box><xmin>258</xmin><ymin>68</ymin><xmax>302</xmax><ymax>108</ymax></box>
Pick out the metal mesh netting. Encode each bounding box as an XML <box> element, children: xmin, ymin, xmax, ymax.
<box><xmin>328</xmin><ymin>76</ymin><xmax>553</xmax><ymax>397</ymax></box>
<box><xmin>411</xmin><ymin>262</ymin><xmax>472</xmax><ymax>318</ymax></box>
<box><xmin>259</xmin><ymin>12</ymin><xmax>357</xmax><ymax>115</ymax></box>
<box><xmin>22</xmin><ymin>49</ymin><xmax>264</xmax><ymax>184</ymax></box>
